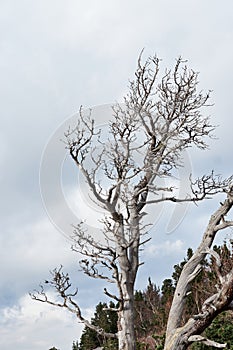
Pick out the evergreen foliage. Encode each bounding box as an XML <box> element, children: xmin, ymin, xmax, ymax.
<box><xmin>191</xmin><ymin>312</ymin><xmax>233</xmax><ymax>350</ymax></box>
<box><xmin>79</xmin><ymin>302</ymin><xmax>118</xmax><ymax>350</ymax></box>
<box><xmin>72</xmin><ymin>341</ymin><xmax>79</xmax><ymax>350</ymax></box>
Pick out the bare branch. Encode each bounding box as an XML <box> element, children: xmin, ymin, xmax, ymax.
<box><xmin>104</xmin><ymin>288</ymin><xmax>121</xmax><ymax>303</ymax></box>
<box><xmin>30</xmin><ymin>267</ymin><xmax>117</xmax><ymax>339</ymax></box>
<box><xmin>144</xmin><ymin>173</ymin><xmax>233</xmax><ymax>206</ymax></box>
<box><xmin>188</xmin><ymin>335</ymin><xmax>226</xmax><ymax>348</ymax></box>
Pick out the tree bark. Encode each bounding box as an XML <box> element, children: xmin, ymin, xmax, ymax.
<box><xmin>116</xmin><ymin>206</ymin><xmax>139</xmax><ymax>350</ymax></box>
<box><xmin>118</xmin><ymin>285</ymin><xmax>136</xmax><ymax>350</ymax></box>
<box><xmin>164</xmin><ymin>190</ymin><xmax>233</xmax><ymax>350</ymax></box>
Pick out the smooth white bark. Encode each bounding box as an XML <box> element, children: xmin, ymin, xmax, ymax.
<box><xmin>164</xmin><ymin>190</ymin><xmax>233</xmax><ymax>350</ymax></box>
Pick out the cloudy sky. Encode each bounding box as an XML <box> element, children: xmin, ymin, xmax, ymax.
<box><xmin>1</xmin><ymin>1</ymin><xmax>233</xmax><ymax>349</ymax></box>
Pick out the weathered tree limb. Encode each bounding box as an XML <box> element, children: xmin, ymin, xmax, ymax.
<box><xmin>188</xmin><ymin>335</ymin><xmax>226</xmax><ymax>348</ymax></box>
<box><xmin>164</xmin><ymin>189</ymin><xmax>233</xmax><ymax>349</ymax></box>
<box><xmin>30</xmin><ymin>267</ymin><xmax>117</xmax><ymax>339</ymax></box>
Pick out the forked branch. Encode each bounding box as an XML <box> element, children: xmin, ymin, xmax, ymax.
<box><xmin>30</xmin><ymin>266</ymin><xmax>117</xmax><ymax>339</ymax></box>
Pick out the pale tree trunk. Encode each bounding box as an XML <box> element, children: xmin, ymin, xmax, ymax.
<box><xmin>116</xmin><ymin>249</ymin><xmax>137</xmax><ymax>350</ymax></box>
<box><xmin>116</xmin><ymin>208</ymin><xmax>139</xmax><ymax>350</ymax></box>
<box><xmin>164</xmin><ymin>191</ymin><xmax>233</xmax><ymax>350</ymax></box>
<box><xmin>118</xmin><ymin>285</ymin><xmax>136</xmax><ymax>350</ymax></box>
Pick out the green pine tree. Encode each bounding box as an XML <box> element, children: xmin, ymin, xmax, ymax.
<box><xmin>78</xmin><ymin>301</ymin><xmax>118</xmax><ymax>350</ymax></box>
<box><xmin>72</xmin><ymin>340</ymin><xmax>79</xmax><ymax>350</ymax></box>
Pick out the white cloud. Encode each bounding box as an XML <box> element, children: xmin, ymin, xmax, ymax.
<box><xmin>146</xmin><ymin>239</ymin><xmax>185</xmax><ymax>257</ymax></box>
<box><xmin>0</xmin><ymin>133</ymin><xmax>7</xmax><ymax>169</ymax></box>
<box><xmin>64</xmin><ymin>185</ymin><xmax>106</xmax><ymax>230</ymax></box>
<box><xmin>0</xmin><ymin>293</ymin><xmax>83</xmax><ymax>350</ymax></box>
<box><xmin>0</xmin><ymin>217</ymin><xmax>75</xmax><ymax>301</ymax></box>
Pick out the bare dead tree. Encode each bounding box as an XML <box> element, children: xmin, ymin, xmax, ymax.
<box><xmin>31</xmin><ymin>53</ymin><xmax>233</xmax><ymax>350</ymax></box>
<box><xmin>164</xmin><ymin>190</ymin><xmax>233</xmax><ymax>350</ymax></box>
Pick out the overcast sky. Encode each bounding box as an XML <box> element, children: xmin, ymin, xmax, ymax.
<box><xmin>1</xmin><ymin>1</ymin><xmax>233</xmax><ymax>349</ymax></box>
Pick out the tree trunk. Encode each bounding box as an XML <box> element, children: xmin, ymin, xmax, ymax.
<box><xmin>164</xmin><ymin>194</ymin><xmax>233</xmax><ymax>350</ymax></box>
<box><xmin>116</xmin><ymin>206</ymin><xmax>139</xmax><ymax>350</ymax></box>
<box><xmin>116</xmin><ymin>252</ymin><xmax>137</xmax><ymax>350</ymax></box>
<box><xmin>164</xmin><ymin>319</ymin><xmax>195</xmax><ymax>350</ymax></box>
<box><xmin>164</xmin><ymin>336</ymin><xmax>187</xmax><ymax>350</ymax></box>
<box><xmin>118</xmin><ymin>290</ymin><xmax>136</xmax><ymax>350</ymax></box>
